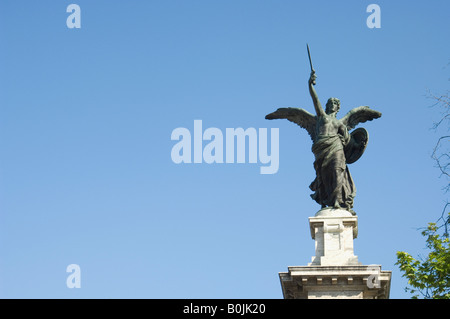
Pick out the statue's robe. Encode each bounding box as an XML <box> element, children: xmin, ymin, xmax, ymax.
<box><xmin>309</xmin><ymin>133</ymin><xmax>356</xmax><ymax>211</ymax></box>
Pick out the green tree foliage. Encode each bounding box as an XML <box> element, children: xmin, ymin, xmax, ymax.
<box><xmin>396</xmin><ymin>215</ymin><xmax>450</xmax><ymax>299</ymax></box>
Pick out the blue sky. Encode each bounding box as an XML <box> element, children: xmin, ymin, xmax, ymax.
<box><xmin>0</xmin><ymin>0</ymin><xmax>449</xmax><ymax>298</ymax></box>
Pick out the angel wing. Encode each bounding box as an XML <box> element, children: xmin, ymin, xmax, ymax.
<box><xmin>340</xmin><ymin>106</ymin><xmax>382</xmax><ymax>131</ymax></box>
<box><xmin>265</xmin><ymin>107</ymin><xmax>316</xmax><ymax>141</ymax></box>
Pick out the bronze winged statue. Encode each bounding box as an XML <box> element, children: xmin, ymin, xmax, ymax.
<box><xmin>265</xmin><ymin>67</ymin><xmax>381</xmax><ymax>215</ymax></box>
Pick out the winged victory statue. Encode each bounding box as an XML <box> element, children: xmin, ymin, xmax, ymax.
<box><xmin>265</xmin><ymin>45</ymin><xmax>381</xmax><ymax>215</ymax></box>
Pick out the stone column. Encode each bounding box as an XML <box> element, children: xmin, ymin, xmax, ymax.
<box><xmin>279</xmin><ymin>208</ymin><xmax>391</xmax><ymax>299</ymax></box>
<box><xmin>308</xmin><ymin>208</ymin><xmax>360</xmax><ymax>266</ymax></box>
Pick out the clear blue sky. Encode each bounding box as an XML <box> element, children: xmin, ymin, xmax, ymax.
<box><xmin>0</xmin><ymin>0</ymin><xmax>449</xmax><ymax>298</ymax></box>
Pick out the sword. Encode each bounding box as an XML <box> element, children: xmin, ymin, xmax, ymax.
<box><xmin>307</xmin><ymin>44</ymin><xmax>316</xmax><ymax>85</ymax></box>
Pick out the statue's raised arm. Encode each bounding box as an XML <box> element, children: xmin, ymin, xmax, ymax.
<box><xmin>308</xmin><ymin>71</ymin><xmax>325</xmax><ymax>117</ymax></box>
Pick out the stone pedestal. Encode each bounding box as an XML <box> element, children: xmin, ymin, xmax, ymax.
<box><xmin>308</xmin><ymin>208</ymin><xmax>360</xmax><ymax>266</ymax></box>
<box><xmin>279</xmin><ymin>208</ymin><xmax>391</xmax><ymax>299</ymax></box>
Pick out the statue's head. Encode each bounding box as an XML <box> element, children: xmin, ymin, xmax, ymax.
<box><xmin>325</xmin><ymin>98</ymin><xmax>340</xmax><ymax>115</ymax></box>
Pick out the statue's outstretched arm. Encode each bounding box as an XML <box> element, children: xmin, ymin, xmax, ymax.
<box><xmin>308</xmin><ymin>71</ymin><xmax>325</xmax><ymax>117</ymax></box>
